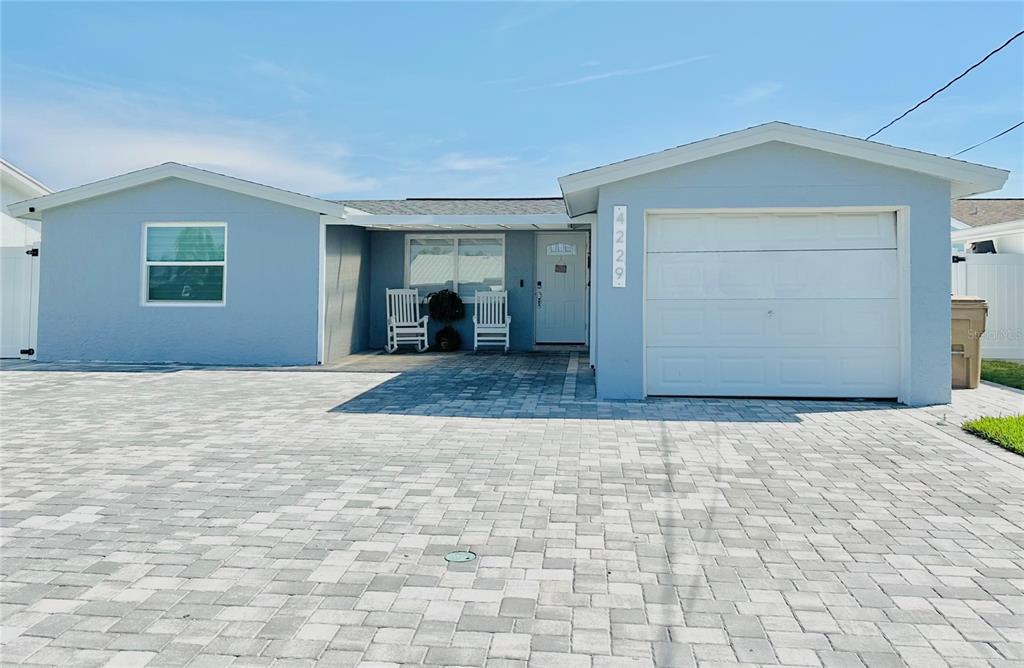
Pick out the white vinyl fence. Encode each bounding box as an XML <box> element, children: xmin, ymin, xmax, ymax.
<box><xmin>952</xmin><ymin>253</ymin><xmax>1024</xmax><ymax>360</ymax></box>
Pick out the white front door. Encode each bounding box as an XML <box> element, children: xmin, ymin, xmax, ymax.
<box><xmin>645</xmin><ymin>211</ymin><xmax>899</xmax><ymax>398</ymax></box>
<box><xmin>535</xmin><ymin>232</ymin><xmax>588</xmax><ymax>344</ymax></box>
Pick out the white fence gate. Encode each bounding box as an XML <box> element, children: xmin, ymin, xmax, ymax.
<box><xmin>952</xmin><ymin>253</ymin><xmax>1024</xmax><ymax>360</ymax></box>
<box><xmin>0</xmin><ymin>213</ymin><xmax>40</xmax><ymax>358</ymax></box>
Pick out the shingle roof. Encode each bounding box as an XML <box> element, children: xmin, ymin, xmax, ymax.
<box><xmin>343</xmin><ymin>196</ymin><xmax>1024</xmax><ymax>224</ymax></box>
<box><xmin>340</xmin><ymin>198</ymin><xmax>566</xmax><ymax>215</ymax></box>
<box><xmin>952</xmin><ymin>199</ymin><xmax>1024</xmax><ymax>228</ymax></box>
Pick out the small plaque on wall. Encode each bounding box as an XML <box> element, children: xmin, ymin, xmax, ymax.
<box><xmin>612</xmin><ymin>205</ymin><xmax>627</xmax><ymax>288</ymax></box>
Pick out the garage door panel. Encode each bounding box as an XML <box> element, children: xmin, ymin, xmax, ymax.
<box><xmin>720</xmin><ymin>304</ymin><xmax>770</xmax><ymax>337</ymax></box>
<box><xmin>832</xmin><ymin>213</ymin><xmax>897</xmax><ymax>246</ymax></box>
<box><xmin>647</xmin><ymin>347</ymin><xmax>899</xmax><ymax>397</ymax></box>
<box><xmin>778</xmin><ymin>356</ymin><xmax>827</xmax><ymax>386</ymax></box>
<box><xmin>776</xmin><ymin>305</ymin><xmax>827</xmax><ymax>338</ymax></box>
<box><xmin>647</xmin><ymin>250</ymin><xmax>897</xmax><ymax>300</ymax></box>
<box><xmin>719</xmin><ymin>354</ymin><xmax>768</xmax><ymax>385</ymax></box>
<box><xmin>647</xmin><ymin>211</ymin><xmax>896</xmax><ymax>253</ymax></box>
<box><xmin>647</xmin><ymin>299</ymin><xmax>898</xmax><ymax>348</ymax></box>
<box><xmin>838</xmin><ymin>354</ymin><xmax>892</xmax><ymax>386</ymax></box>
<box><xmin>655</xmin><ymin>353</ymin><xmax>709</xmax><ymax>387</ymax></box>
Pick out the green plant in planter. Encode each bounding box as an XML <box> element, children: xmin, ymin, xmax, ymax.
<box><xmin>427</xmin><ymin>289</ymin><xmax>465</xmax><ymax>351</ymax></box>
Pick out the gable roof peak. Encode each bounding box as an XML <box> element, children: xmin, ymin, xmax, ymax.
<box><xmin>558</xmin><ymin>122</ymin><xmax>1009</xmax><ymax>216</ymax></box>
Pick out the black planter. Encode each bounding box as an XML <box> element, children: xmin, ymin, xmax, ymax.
<box><xmin>427</xmin><ymin>289</ymin><xmax>465</xmax><ymax>322</ymax></box>
<box><xmin>435</xmin><ymin>326</ymin><xmax>462</xmax><ymax>352</ymax></box>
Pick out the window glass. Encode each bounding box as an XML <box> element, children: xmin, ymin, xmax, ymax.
<box><xmin>144</xmin><ymin>224</ymin><xmax>225</xmax><ymax>303</ymax></box>
<box><xmin>148</xmin><ymin>266</ymin><xmax>225</xmax><ymax>302</ymax></box>
<box><xmin>406</xmin><ymin>236</ymin><xmax>505</xmax><ymax>300</ymax></box>
<box><xmin>456</xmin><ymin>238</ymin><xmax>504</xmax><ymax>299</ymax></box>
<box><xmin>146</xmin><ymin>226</ymin><xmax>225</xmax><ymax>262</ymax></box>
<box><xmin>408</xmin><ymin>238</ymin><xmax>455</xmax><ymax>294</ymax></box>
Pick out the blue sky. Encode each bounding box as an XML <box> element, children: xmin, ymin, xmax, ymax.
<box><xmin>2</xmin><ymin>2</ymin><xmax>1022</xmax><ymax>198</ymax></box>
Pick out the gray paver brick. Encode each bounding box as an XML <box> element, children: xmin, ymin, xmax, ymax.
<box><xmin>2</xmin><ymin>354</ymin><xmax>1023</xmax><ymax>668</ymax></box>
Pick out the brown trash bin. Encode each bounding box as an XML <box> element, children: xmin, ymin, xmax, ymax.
<box><xmin>951</xmin><ymin>296</ymin><xmax>988</xmax><ymax>389</ymax></box>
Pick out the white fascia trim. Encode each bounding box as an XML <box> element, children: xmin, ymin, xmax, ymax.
<box><xmin>950</xmin><ymin>218</ymin><xmax>971</xmax><ymax>230</ymax></box>
<box><xmin>1</xmin><ymin>159</ymin><xmax>52</xmax><ymax>197</ymax></box>
<box><xmin>951</xmin><ymin>218</ymin><xmax>1024</xmax><ymax>243</ymax></box>
<box><xmin>9</xmin><ymin>162</ymin><xmax>348</xmax><ymax>220</ymax></box>
<box><xmin>558</xmin><ymin>122</ymin><xmax>1010</xmax><ymax>216</ymax></box>
<box><xmin>343</xmin><ymin>213</ymin><xmax>576</xmax><ymax>228</ymax></box>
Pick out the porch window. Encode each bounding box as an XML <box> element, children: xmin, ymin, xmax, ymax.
<box><xmin>406</xmin><ymin>234</ymin><xmax>504</xmax><ymax>301</ymax></box>
<box><xmin>143</xmin><ymin>223</ymin><xmax>226</xmax><ymax>305</ymax></box>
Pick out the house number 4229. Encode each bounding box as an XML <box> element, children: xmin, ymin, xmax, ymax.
<box><xmin>612</xmin><ymin>206</ymin><xmax>627</xmax><ymax>288</ymax></box>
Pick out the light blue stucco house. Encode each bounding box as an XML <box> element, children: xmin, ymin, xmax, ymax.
<box><xmin>9</xmin><ymin>122</ymin><xmax>1009</xmax><ymax>405</ymax></box>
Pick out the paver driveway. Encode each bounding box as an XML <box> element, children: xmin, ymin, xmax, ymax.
<box><xmin>1</xmin><ymin>352</ymin><xmax>1022</xmax><ymax>668</ymax></box>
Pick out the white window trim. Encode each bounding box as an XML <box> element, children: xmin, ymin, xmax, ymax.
<box><xmin>403</xmin><ymin>233</ymin><xmax>505</xmax><ymax>303</ymax></box>
<box><xmin>141</xmin><ymin>222</ymin><xmax>228</xmax><ymax>307</ymax></box>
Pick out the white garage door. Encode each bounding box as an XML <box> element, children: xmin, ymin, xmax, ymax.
<box><xmin>645</xmin><ymin>211</ymin><xmax>899</xmax><ymax>398</ymax></box>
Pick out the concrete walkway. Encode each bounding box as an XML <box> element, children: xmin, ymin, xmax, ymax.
<box><xmin>1</xmin><ymin>354</ymin><xmax>1022</xmax><ymax>667</ymax></box>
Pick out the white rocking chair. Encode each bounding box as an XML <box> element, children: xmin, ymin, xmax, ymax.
<box><xmin>473</xmin><ymin>290</ymin><xmax>511</xmax><ymax>352</ymax></box>
<box><xmin>386</xmin><ymin>288</ymin><xmax>429</xmax><ymax>353</ymax></box>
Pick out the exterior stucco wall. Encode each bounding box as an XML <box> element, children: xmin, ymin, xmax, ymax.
<box><xmin>323</xmin><ymin>225</ymin><xmax>371</xmax><ymax>362</ymax></box>
<box><xmin>37</xmin><ymin>178</ymin><xmax>322</xmax><ymax>365</ymax></box>
<box><xmin>368</xmin><ymin>230</ymin><xmax>536</xmax><ymax>351</ymax></box>
<box><xmin>592</xmin><ymin>141</ymin><xmax>952</xmax><ymax>406</ymax></box>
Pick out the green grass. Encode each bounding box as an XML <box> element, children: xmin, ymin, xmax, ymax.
<box><xmin>963</xmin><ymin>415</ymin><xmax>1024</xmax><ymax>456</ymax></box>
<box><xmin>981</xmin><ymin>359</ymin><xmax>1024</xmax><ymax>390</ymax></box>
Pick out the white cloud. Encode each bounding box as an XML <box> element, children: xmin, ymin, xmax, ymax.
<box><xmin>493</xmin><ymin>4</ymin><xmax>567</xmax><ymax>33</ymax></box>
<box><xmin>246</xmin><ymin>58</ymin><xmax>324</xmax><ymax>103</ymax></box>
<box><xmin>519</xmin><ymin>55</ymin><xmax>711</xmax><ymax>91</ymax></box>
<box><xmin>367</xmin><ymin>150</ymin><xmax>555</xmax><ymax>197</ymax></box>
<box><xmin>1</xmin><ymin>80</ymin><xmax>376</xmax><ymax>196</ymax></box>
<box><xmin>729</xmin><ymin>81</ymin><xmax>783</xmax><ymax>106</ymax></box>
<box><xmin>433</xmin><ymin>153</ymin><xmax>517</xmax><ymax>172</ymax></box>
<box><xmin>482</xmin><ymin>75</ymin><xmax>528</xmax><ymax>86</ymax></box>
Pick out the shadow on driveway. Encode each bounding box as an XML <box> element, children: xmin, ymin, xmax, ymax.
<box><xmin>327</xmin><ymin>351</ymin><xmax>894</xmax><ymax>422</ymax></box>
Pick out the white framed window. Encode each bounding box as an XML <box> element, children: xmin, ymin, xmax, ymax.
<box><xmin>142</xmin><ymin>223</ymin><xmax>227</xmax><ymax>306</ymax></box>
<box><xmin>405</xmin><ymin>233</ymin><xmax>504</xmax><ymax>301</ymax></box>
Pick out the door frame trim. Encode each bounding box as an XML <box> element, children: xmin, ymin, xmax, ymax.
<box><xmin>641</xmin><ymin>206</ymin><xmax>909</xmax><ymax>401</ymax></box>
<box><xmin>534</xmin><ymin>230</ymin><xmax>590</xmax><ymax>346</ymax></box>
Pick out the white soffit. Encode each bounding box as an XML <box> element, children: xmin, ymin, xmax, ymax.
<box><xmin>9</xmin><ymin>162</ymin><xmax>348</xmax><ymax>220</ymax></box>
<box><xmin>558</xmin><ymin>122</ymin><xmax>1010</xmax><ymax>216</ymax></box>
<box><xmin>951</xmin><ymin>218</ymin><xmax>1024</xmax><ymax>243</ymax></box>
<box><xmin>1</xmin><ymin>159</ymin><xmax>51</xmax><ymax>198</ymax></box>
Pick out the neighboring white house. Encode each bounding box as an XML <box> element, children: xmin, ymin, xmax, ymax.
<box><xmin>951</xmin><ymin>199</ymin><xmax>1024</xmax><ymax>361</ymax></box>
<box><xmin>1</xmin><ymin>159</ymin><xmax>49</xmax><ymax>358</ymax></box>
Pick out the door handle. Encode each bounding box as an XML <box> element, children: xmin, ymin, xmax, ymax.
<box><xmin>536</xmin><ymin>289</ymin><xmax>543</xmax><ymax>309</ymax></box>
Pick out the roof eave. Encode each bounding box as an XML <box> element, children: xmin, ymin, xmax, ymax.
<box><xmin>8</xmin><ymin>163</ymin><xmax>347</xmax><ymax>220</ymax></box>
<box><xmin>1</xmin><ymin>159</ymin><xmax>51</xmax><ymax>200</ymax></box>
<box><xmin>951</xmin><ymin>218</ymin><xmax>1024</xmax><ymax>242</ymax></box>
<box><xmin>341</xmin><ymin>213</ymin><xmax>586</xmax><ymax>230</ymax></box>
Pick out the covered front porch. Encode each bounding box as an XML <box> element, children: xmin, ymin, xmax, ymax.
<box><xmin>322</xmin><ymin>201</ymin><xmax>594</xmax><ymax>361</ymax></box>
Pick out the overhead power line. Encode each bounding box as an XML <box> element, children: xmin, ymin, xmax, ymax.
<box><xmin>951</xmin><ymin>120</ymin><xmax>1024</xmax><ymax>156</ymax></box>
<box><xmin>866</xmin><ymin>29</ymin><xmax>1024</xmax><ymax>140</ymax></box>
